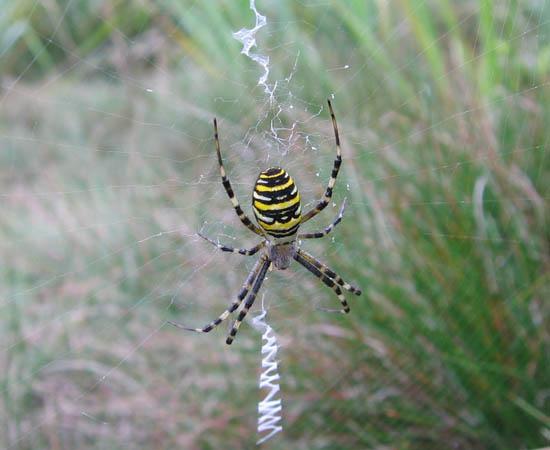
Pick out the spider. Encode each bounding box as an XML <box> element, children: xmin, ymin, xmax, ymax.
<box><xmin>169</xmin><ymin>100</ymin><xmax>361</xmax><ymax>345</ymax></box>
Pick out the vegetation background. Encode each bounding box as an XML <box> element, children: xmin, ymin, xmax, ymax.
<box><xmin>0</xmin><ymin>0</ymin><xmax>548</xmax><ymax>449</ymax></box>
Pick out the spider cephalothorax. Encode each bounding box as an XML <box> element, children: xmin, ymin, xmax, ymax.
<box><xmin>169</xmin><ymin>100</ymin><xmax>361</xmax><ymax>344</ymax></box>
<box><xmin>266</xmin><ymin>240</ymin><xmax>296</xmax><ymax>270</ymax></box>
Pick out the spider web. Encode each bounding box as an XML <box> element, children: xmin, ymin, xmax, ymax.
<box><xmin>0</xmin><ymin>0</ymin><xmax>548</xmax><ymax>449</ymax></box>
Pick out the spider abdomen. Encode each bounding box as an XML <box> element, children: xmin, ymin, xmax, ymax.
<box><xmin>252</xmin><ymin>167</ymin><xmax>301</xmax><ymax>238</ymax></box>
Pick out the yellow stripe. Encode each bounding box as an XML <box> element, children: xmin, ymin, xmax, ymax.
<box><xmin>259</xmin><ymin>169</ymin><xmax>285</xmax><ymax>179</ymax></box>
<box><xmin>256</xmin><ymin>216</ymin><xmax>301</xmax><ymax>231</ymax></box>
<box><xmin>255</xmin><ymin>178</ymin><xmax>294</xmax><ymax>192</ymax></box>
<box><xmin>254</xmin><ymin>194</ymin><xmax>300</xmax><ymax>211</ymax></box>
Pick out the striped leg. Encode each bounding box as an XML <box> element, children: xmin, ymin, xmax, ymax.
<box><xmin>301</xmin><ymin>99</ymin><xmax>342</xmax><ymax>224</ymax></box>
<box><xmin>226</xmin><ymin>257</ymin><xmax>271</xmax><ymax>345</ymax></box>
<box><xmin>169</xmin><ymin>257</ymin><xmax>264</xmax><ymax>334</ymax></box>
<box><xmin>298</xmin><ymin>198</ymin><xmax>346</xmax><ymax>239</ymax></box>
<box><xmin>297</xmin><ymin>248</ymin><xmax>361</xmax><ymax>296</ymax></box>
<box><xmin>213</xmin><ymin>118</ymin><xmax>264</xmax><ymax>236</ymax></box>
<box><xmin>198</xmin><ymin>232</ymin><xmax>265</xmax><ymax>256</ymax></box>
<box><xmin>294</xmin><ymin>251</ymin><xmax>351</xmax><ymax>313</ymax></box>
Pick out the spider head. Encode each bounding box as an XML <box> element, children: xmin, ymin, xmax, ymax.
<box><xmin>252</xmin><ymin>167</ymin><xmax>302</xmax><ymax>239</ymax></box>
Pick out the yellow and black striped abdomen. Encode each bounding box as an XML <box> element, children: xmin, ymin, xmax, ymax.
<box><xmin>252</xmin><ymin>167</ymin><xmax>301</xmax><ymax>238</ymax></box>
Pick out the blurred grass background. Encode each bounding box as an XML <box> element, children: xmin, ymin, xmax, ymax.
<box><xmin>1</xmin><ymin>0</ymin><xmax>549</xmax><ymax>449</ymax></box>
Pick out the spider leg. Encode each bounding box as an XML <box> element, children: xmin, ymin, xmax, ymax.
<box><xmin>294</xmin><ymin>252</ymin><xmax>350</xmax><ymax>313</ymax></box>
<box><xmin>198</xmin><ymin>232</ymin><xmax>265</xmax><ymax>256</ymax></box>
<box><xmin>169</xmin><ymin>257</ymin><xmax>264</xmax><ymax>334</ymax></box>
<box><xmin>226</xmin><ymin>257</ymin><xmax>271</xmax><ymax>345</ymax></box>
<box><xmin>298</xmin><ymin>198</ymin><xmax>346</xmax><ymax>239</ymax></box>
<box><xmin>297</xmin><ymin>248</ymin><xmax>361</xmax><ymax>296</ymax></box>
<box><xmin>300</xmin><ymin>99</ymin><xmax>342</xmax><ymax>224</ymax></box>
<box><xmin>213</xmin><ymin>118</ymin><xmax>264</xmax><ymax>236</ymax></box>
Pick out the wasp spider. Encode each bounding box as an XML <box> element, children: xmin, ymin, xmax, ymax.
<box><xmin>170</xmin><ymin>100</ymin><xmax>361</xmax><ymax>345</ymax></box>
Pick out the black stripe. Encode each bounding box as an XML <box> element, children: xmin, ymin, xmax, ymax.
<box><xmin>263</xmin><ymin>167</ymin><xmax>283</xmax><ymax>176</ymax></box>
<box><xmin>256</xmin><ymin>172</ymin><xmax>289</xmax><ymax>187</ymax></box>
<box><xmin>316</xmin><ymin>200</ymin><xmax>328</xmax><ymax>210</ymax></box>
<box><xmin>329</xmin><ymin>157</ymin><xmax>342</xmax><ymax>179</ymax></box>
<box><xmin>258</xmin><ymin>205</ymin><xmax>300</xmax><ymax>222</ymax></box>
<box><xmin>223</xmin><ymin>180</ymin><xmax>233</xmax><ymax>195</ymax></box>
<box><xmin>253</xmin><ymin>184</ymin><xmax>297</xmax><ymax>204</ymax></box>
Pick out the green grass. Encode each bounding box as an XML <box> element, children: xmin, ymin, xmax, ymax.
<box><xmin>1</xmin><ymin>1</ymin><xmax>548</xmax><ymax>449</ymax></box>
